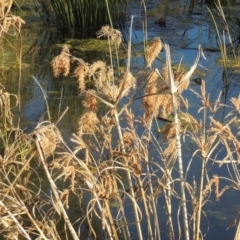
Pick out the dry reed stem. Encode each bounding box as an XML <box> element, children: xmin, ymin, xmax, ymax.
<box><xmin>96</xmin><ymin>25</ymin><xmax>122</xmax><ymax>47</ymax></box>
<box><xmin>0</xmin><ymin>200</ymin><xmax>31</xmax><ymax>240</ymax></box>
<box><xmin>146</xmin><ymin>37</ymin><xmax>163</xmax><ymax>68</ymax></box>
<box><xmin>234</xmin><ymin>141</ymin><xmax>240</xmax><ymax>160</ymax></box>
<box><xmin>34</xmin><ymin>139</ymin><xmax>79</xmax><ymax>240</ymax></box>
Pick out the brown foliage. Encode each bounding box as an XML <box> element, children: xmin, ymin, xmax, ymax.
<box><xmin>146</xmin><ymin>37</ymin><xmax>163</xmax><ymax>68</ymax></box>
<box><xmin>51</xmin><ymin>45</ymin><xmax>71</xmax><ymax>77</ymax></box>
<box><xmin>31</xmin><ymin>124</ymin><xmax>60</xmax><ymax>158</ymax></box>
<box><xmin>142</xmin><ymin>71</ymin><xmax>161</xmax><ymax>125</ymax></box>
<box><xmin>96</xmin><ymin>25</ymin><xmax>122</xmax><ymax>47</ymax></box>
<box><xmin>74</xmin><ymin>61</ymin><xmax>89</xmax><ymax>91</ymax></box>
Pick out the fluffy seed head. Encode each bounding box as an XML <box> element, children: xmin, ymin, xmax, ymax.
<box><xmin>96</xmin><ymin>25</ymin><xmax>122</xmax><ymax>47</ymax></box>
<box><xmin>51</xmin><ymin>45</ymin><xmax>71</xmax><ymax>77</ymax></box>
<box><xmin>146</xmin><ymin>37</ymin><xmax>163</xmax><ymax>68</ymax></box>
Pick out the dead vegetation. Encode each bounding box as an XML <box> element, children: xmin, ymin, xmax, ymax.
<box><xmin>1</xmin><ymin>3</ymin><xmax>240</xmax><ymax>240</ymax></box>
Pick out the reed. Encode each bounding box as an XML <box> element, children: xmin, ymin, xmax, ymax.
<box><xmin>34</xmin><ymin>0</ymin><xmax>128</xmax><ymax>36</ymax></box>
<box><xmin>2</xmin><ymin>1</ymin><xmax>240</xmax><ymax>239</ymax></box>
<box><xmin>206</xmin><ymin>0</ymin><xmax>236</xmax><ymax>85</ymax></box>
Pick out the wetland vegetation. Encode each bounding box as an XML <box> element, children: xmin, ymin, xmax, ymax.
<box><xmin>1</xmin><ymin>0</ymin><xmax>240</xmax><ymax>240</ymax></box>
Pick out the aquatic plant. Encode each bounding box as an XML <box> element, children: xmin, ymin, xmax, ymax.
<box><xmin>34</xmin><ymin>0</ymin><xmax>128</xmax><ymax>36</ymax></box>
<box><xmin>47</xmin><ymin>24</ymin><xmax>240</xmax><ymax>239</ymax></box>
<box><xmin>2</xmin><ymin>1</ymin><xmax>240</xmax><ymax>239</ymax></box>
<box><xmin>206</xmin><ymin>0</ymin><xmax>237</xmax><ymax>85</ymax></box>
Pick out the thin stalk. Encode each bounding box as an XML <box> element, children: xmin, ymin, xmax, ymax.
<box><xmin>215</xmin><ymin>0</ymin><xmax>236</xmax><ymax>59</ymax></box>
<box><xmin>35</xmin><ymin>139</ymin><xmax>80</xmax><ymax>240</ymax></box>
<box><xmin>133</xmin><ymin>115</ymin><xmax>161</xmax><ymax>239</ymax></box>
<box><xmin>165</xmin><ymin>44</ymin><xmax>190</xmax><ymax>240</ymax></box>
<box><xmin>164</xmin><ymin>187</ymin><xmax>175</xmax><ymax>240</ymax></box>
<box><xmin>136</xmin><ymin>175</ymin><xmax>154</xmax><ymax>240</ymax></box>
<box><xmin>195</xmin><ymin>100</ymin><xmax>207</xmax><ymax>240</ymax></box>
<box><xmin>59</xmin><ymin>135</ymin><xmax>116</xmax><ymax>239</ymax></box>
<box><xmin>195</xmin><ymin>157</ymin><xmax>205</xmax><ymax>240</ymax></box>
<box><xmin>17</xmin><ymin>31</ymin><xmax>22</xmax><ymax>129</ymax></box>
<box><xmin>32</xmin><ymin>76</ymin><xmax>51</xmax><ymax>121</ymax></box>
<box><xmin>113</xmin><ymin>108</ymin><xmax>143</xmax><ymax>240</ymax></box>
<box><xmin>115</xmin><ymin>15</ymin><xmax>134</xmax><ymax>105</ymax></box>
<box><xmin>206</xmin><ymin>6</ymin><xmax>229</xmax><ymax>83</ymax></box>
<box><xmin>145</xmin><ymin>158</ymin><xmax>161</xmax><ymax>239</ymax></box>
<box><xmin>141</xmin><ymin>0</ymin><xmax>148</xmax><ymax>54</ymax></box>
<box><xmin>104</xmin><ymin>200</ymin><xmax>119</xmax><ymax>240</ymax></box>
<box><xmin>105</xmin><ymin>0</ymin><xmax>120</xmax><ymax>71</ymax></box>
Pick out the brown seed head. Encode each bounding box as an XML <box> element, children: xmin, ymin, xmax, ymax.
<box><xmin>96</xmin><ymin>25</ymin><xmax>122</xmax><ymax>47</ymax></box>
<box><xmin>78</xmin><ymin>111</ymin><xmax>99</xmax><ymax>135</ymax></box>
<box><xmin>51</xmin><ymin>45</ymin><xmax>71</xmax><ymax>77</ymax></box>
<box><xmin>146</xmin><ymin>37</ymin><xmax>163</xmax><ymax>68</ymax></box>
<box><xmin>82</xmin><ymin>90</ymin><xmax>98</xmax><ymax>112</ymax></box>
<box><xmin>74</xmin><ymin>62</ymin><xmax>89</xmax><ymax>92</ymax></box>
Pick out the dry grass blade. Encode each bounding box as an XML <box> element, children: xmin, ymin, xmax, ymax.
<box><xmin>175</xmin><ymin>45</ymin><xmax>204</xmax><ymax>92</ymax></box>
<box><xmin>202</xmin><ymin>175</ymin><xmax>230</xmax><ymax>200</ymax></box>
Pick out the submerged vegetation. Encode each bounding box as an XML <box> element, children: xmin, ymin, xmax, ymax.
<box><xmin>1</xmin><ymin>0</ymin><xmax>240</xmax><ymax>240</ymax></box>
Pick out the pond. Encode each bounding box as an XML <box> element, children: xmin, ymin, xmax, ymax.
<box><xmin>1</xmin><ymin>0</ymin><xmax>240</xmax><ymax>239</ymax></box>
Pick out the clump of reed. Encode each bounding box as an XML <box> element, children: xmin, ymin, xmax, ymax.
<box><xmin>49</xmin><ymin>24</ymin><xmax>240</xmax><ymax>240</ymax></box>
<box><xmin>34</xmin><ymin>0</ymin><xmax>128</xmax><ymax>36</ymax></box>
